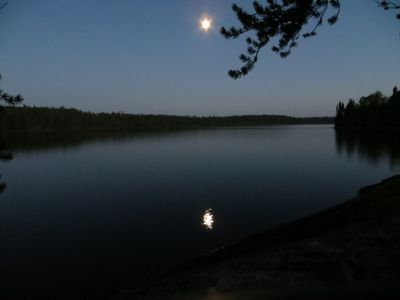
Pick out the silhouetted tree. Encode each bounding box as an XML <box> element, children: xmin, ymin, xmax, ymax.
<box><xmin>379</xmin><ymin>0</ymin><xmax>400</xmax><ymax>15</ymax></box>
<box><xmin>222</xmin><ymin>1</ymin><xmax>399</xmax><ymax>79</ymax></box>
<box><xmin>0</xmin><ymin>75</ymin><xmax>23</xmax><ymax>106</ymax></box>
<box><xmin>335</xmin><ymin>101</ymin><xmax>345</xmax><ymax>126</ymax></box>
<box><xmin>335</xmin><ymin>87</ymin><xmax>400</xmax><ymax>129</ymax></box>
<box><xmin>0</xmin><ymin>1</ymin><xmax>24</xmax><ymax>192</ymax></box>
<box><xmin>0</xmin><ymin>73</ymin><xmax>21</xmax><ymax>192</ymax></box>
<box><xmin>0</xmin><ymin>2</ymin><xmax>23</xmax><ymax>107</ymax></box>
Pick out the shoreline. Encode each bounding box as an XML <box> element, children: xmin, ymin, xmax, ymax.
<box><xmin>120</xmin><ymin>174</ymin><xmax>400</xmax><ymax>299</ymax></box>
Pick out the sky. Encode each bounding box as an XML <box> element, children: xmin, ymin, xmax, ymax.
<box><xmin>0</xmin><ymin>0</ymin><xmax>399</xmax><ymax>117</ymax></box>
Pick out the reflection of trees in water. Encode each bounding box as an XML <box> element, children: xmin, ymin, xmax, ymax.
<box><xmin>335</xmin><ymin>130</ymin><xmax>400</xmax><ymax>167</ymax></box>
<box><xmin>2</xmin><ymin>130</ymin><xmax>399</xmax><ymax>192</ymax></box>
<box><xmin>2</xmin><ymin>131</ymin><xmax>121</xmax><ymax>152</ymax></box>
<box><xmin>0</xmin><ymin>137</ymin><xmax>13</xmax><ymax>193</ymax></box>
<box><xmin>0</xmin><ymin>130</ymin><xmax>190</xmax><ymax>194</ymax></box>
<box><xmin>0</xmin><ymin>130</ymin><xmax>180</xmax><ymax>153</ymax></box>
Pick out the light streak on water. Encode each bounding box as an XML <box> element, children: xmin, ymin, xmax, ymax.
<box><xmin>202</xmin><ymin>208</ymin><xmax>214</xmax><ymax>230</ymax></box>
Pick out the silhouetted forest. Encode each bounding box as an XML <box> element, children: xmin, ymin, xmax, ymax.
<box><xmin>335</xmin><ymin>87</ymin><xmax>400</xmax><ymax>129</ymax></box>
<box><xmin>0</xmin><ymin>106</ymin><xmax>333</xmax><ymax>132</ymax></box>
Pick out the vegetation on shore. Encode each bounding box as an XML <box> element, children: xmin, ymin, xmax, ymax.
<box><xmin>0</xmin><ymin>106</ymin><xmax>333</xmax><ymax>132</ymax></box>
<box><xmin>335</xmin><ymin>86</ymin><xmax>400</xmax><ymax>129</ymax></box>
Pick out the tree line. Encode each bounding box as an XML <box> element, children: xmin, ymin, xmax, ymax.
<box><xmin>0</xmin><ymin>106</ymin><xmax>333</xmax><ymax>132</ymax></box>
<box><xmin>335</xmin><ymin>87</ymin><xmax>400</xmax><ymax>129</ymax></box>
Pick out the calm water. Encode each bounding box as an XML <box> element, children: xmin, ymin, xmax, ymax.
<box><xmin>0</xmin><ymin>125</ymin><xmax>399</xmax><ymax>292</ymax></box>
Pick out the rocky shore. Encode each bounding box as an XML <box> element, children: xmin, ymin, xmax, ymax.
<box><xmin>118</xmin><ymin>175</ymin><xmax>400</xmax><ymax>300</ymax></box>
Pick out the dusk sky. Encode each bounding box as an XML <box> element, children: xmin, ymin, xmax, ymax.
<box><xmin>0</xmin><ymin>0</ymin><xmax>399</xmax><ymax>116</ymax></box>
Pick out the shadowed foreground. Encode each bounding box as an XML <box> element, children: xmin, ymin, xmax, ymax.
<box><xmin>118</xmin><ymin>175</ymin><xmax>400</xmax><ymax>300</ymax></box>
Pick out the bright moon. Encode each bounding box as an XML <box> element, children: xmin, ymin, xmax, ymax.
<box><xmin>200</xmin><ymin>17</ymin><xmax>212</xmax><ymax>31</ymax></box>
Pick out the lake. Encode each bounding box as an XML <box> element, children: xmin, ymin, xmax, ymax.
<box><xmin>0</xmin><ymin>125</ymin><xmax>399</xmax><ymax>293</ymax></box>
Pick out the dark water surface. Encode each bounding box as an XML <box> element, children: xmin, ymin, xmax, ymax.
<box><xmin>0</xmin><ymin>125</ymin><xmax>399</xmax><ymax>292</ymax></box>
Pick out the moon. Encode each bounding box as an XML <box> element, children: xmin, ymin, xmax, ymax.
<box><xmin>200</xmin><ymin>17</ymin><xmax>212</xmax><ymax>31</ymax></box>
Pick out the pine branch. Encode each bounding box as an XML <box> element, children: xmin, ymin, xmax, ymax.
<box><xmin>221</xmin><ymin>0</ymin><xmax>341</xmax><ymax>79</ymax></box>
